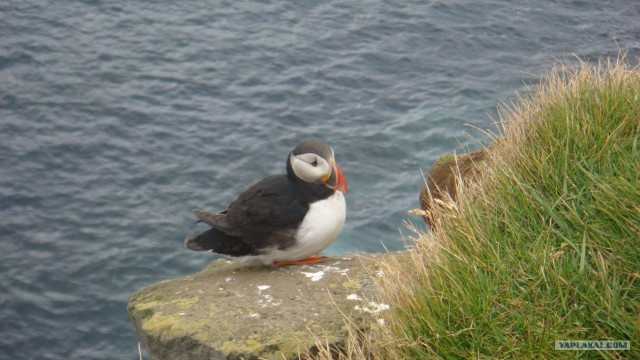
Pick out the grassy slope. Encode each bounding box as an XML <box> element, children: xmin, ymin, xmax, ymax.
<box><xmin>380</xmin><ymin>58</ymin><xmax>639</xmax><ymax>359</ymax></box>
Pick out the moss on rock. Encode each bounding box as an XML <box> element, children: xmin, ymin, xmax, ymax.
<box><xmin>129</xmin><ymin>253</ymin><xmax>404</xmax><ymax>360</ymax></box>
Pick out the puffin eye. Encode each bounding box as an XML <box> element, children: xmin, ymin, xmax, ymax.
<box><xmin>311</xmin><ymin>159</ymin><xmax>318</xmax><ymax>167</ymax></box>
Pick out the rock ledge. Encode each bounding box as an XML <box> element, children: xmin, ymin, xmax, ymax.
<box><xmin>128</xmin><ymin>253</ymin><xmax>401</xmax><ymax>360</ymax></box>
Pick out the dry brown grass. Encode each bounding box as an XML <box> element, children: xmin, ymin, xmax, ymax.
<box><xmin>310</xmin><ymin>55</ymin><xmax>640</xmax><ymax>359</ymax></box>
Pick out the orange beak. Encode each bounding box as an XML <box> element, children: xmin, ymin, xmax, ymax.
<box><xmin>325</xmin><ymin>161</ymin><xmax>348</xmax><ymax>192</ymax></box>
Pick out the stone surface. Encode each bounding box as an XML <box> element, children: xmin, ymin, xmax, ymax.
<box><xmin>128</xmin><ymin>253</ymin><xmax>400</xmax><ymax>360</ymax></box>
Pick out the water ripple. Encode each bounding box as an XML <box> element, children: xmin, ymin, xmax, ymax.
<box><xmin>1</xmin><ymin>0</ymin><xmax>639</xmax><ymax>358</ymax></box>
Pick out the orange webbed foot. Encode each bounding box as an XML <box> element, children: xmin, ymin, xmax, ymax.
<box><xmin>272</xmin><ymin>255</ymin><xmax>327</xmax><ymax>268</ymax></box>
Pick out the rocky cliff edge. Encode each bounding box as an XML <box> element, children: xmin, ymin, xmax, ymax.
<box><xmin>128</xmin><ymin>253</ymin><xmax>403</xmax><ymax>359</ymax></box>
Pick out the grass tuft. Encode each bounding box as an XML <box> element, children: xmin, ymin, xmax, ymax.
<box><xmin>378</xmin><ymin>56</ymin><xmax>640</xmax><ymax>359</ymax></box>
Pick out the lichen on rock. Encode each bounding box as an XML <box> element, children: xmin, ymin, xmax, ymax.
<box><xmin>128</xmin><ymin>253</ymin><xmax>402</xmax><ymax>360</ymax></box>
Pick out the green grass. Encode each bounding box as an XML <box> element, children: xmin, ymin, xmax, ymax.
<box><xmin>380</xmin><ymin>57</ymin><xmax>640</xmax><ymax>359</ymax></box>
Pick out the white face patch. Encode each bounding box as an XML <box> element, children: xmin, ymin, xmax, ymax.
<box><xmin>289</xmin><ymin>153</ymin><xmax>331</xmax><ymax>184</ymax></box>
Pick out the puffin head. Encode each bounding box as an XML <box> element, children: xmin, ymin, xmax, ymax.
<box><xmin>287</xmin><ymin>140</ymin><xmax>348</xmax><ymax>192</ymax></box>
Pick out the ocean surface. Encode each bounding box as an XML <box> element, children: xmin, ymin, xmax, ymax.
<box><xmin>1</xmin><ymin>0</ymin><xmax>638</xmax><ymax>358</ymax></box>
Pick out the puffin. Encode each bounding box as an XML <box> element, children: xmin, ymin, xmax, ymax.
<box><xmin>184</xmin><ymin>140</ymin><xmax>348</xmax><ymax>267</ymax></box>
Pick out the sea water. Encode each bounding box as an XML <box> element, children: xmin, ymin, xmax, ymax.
<box><xmin>1</xmin><ymin>0</ymin><xmax>638</xmax><ymax>358</ymax></box>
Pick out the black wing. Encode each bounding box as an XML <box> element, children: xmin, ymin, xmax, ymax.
<box><xmin>225</xmin><ymin>175</ymin><xmax>310</xmax><ymax>247</ymax></box>
<box><xmin>184</xmin><ymin>227</ymin><xmax>255</xmax><ymax>256</ymax></box>
<box><xmin>192</xmin><ymin>209</ymin><xmax>242</xmax><ymax>236</ymax></box>
<box><xmin>186</xmin><ymin>174</ymin><xmax>333</xmax><ymax>254</ymax></box>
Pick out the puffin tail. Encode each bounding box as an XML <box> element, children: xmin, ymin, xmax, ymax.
<box><xmin>184</xmin><ymin>227</ymin><xmax>254</xmax><ymax>257</ymax></box>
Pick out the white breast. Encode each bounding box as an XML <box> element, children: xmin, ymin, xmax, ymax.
<box><xmin>254</xmin><ymin>191</ymin><xmax>346</xmax><ymax>265</ymax></box>
<box><xmin>295</xmin><ymin>191</ymin><xmax>346</xmax><ymax>252</ymax></box>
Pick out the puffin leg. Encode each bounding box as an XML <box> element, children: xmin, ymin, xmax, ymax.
<box><xmin>272</xmin><ymin>255</ymin><xmax>327</xmax><ymax>268</ymax></box>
